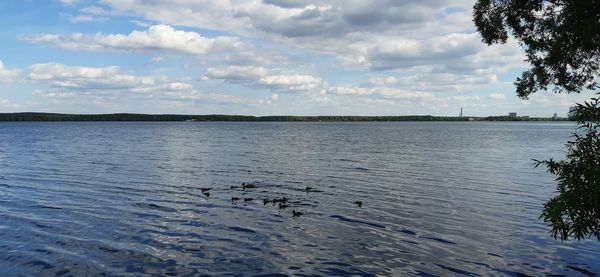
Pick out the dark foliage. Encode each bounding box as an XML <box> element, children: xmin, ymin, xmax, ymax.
<box><xmin>474</xmin><ymin>0</ymin><xmax>600</xmax><ymax>98</ymax></box>
<box><xmin>474</xmin><ymin>0</ymin><xmax>600</xmax><ymax>240</ymax></box>
<box><xmin>535</xmin><ymin>98</ymin><xmax>600</xmax><ymax>240</ymax></box>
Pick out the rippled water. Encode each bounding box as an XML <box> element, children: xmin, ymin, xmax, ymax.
<box><xmin>0</xmin><ymin>122</ymin><xmax>598</xmax><ymax>276</ymax></box>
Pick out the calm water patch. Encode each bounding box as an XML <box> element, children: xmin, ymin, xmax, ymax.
<box><xmin>0</xmin><ymin>122</ymin><xmax>598</xmax><ymax>276</ymax></box>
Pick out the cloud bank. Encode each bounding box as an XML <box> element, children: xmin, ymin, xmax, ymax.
<box><xmin>0</xmin><ymin>60</ymin><xmax>21</xmax><ymax>82</ymax></box>
<box><xmin>22</xmin><ymin>25</ymin><xmax>245</xmax><ymax>55</ymax></box>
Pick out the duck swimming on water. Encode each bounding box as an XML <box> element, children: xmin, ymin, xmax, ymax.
<box><xmin>278</xmin><ymin>203</ymin><xmax>288</xmax><ymax>209</ymax></box>
<box><xmin>292</xmin><ymin>210</ymin><xmax>303</xmax><ymax>217</ymax></box>
<box><xmin>203</xmin><ymin>192</ymin><xmax>210</xmax><ymax>197</ymax></box>
<box><xmin>241</xmin><ymin>183</ymin><xmax>257</xmax><ymax>190</ymax></box>
<box><xmin>232</xmin><ymin>197</ymin><xmax>241</xmax><ymax>201</ymax></box>
<box><xmin>201</xmin><ymin>188</ymin><xmax>211</xmax><ymax>193</ymax></box>
<box><xmin>354</xmin><ymin>201</ymin><xmax>363</xmax><ymax>208</ymax></box>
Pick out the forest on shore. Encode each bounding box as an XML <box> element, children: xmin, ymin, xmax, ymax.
<box><xmin>0</xmin><ymin>113</ymin><xmax>572</xmax><ymax>122</ymax></box>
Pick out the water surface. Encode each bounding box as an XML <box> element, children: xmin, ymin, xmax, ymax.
<box><xmin>0</xmin><ymin>122</ymin><xmax>598</xmax><ymax>276</ymax></box>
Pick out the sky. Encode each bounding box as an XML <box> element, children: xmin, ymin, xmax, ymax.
<box><xmin>0</xmin><ymin>0</ymin><xmax>593</xmax><ymax>116</ymax></box>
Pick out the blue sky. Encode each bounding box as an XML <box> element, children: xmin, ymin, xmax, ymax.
<box><xmin>0</xmin><ymin>0</ymin><xmax>592</xmax><ymax>116</ymax></box>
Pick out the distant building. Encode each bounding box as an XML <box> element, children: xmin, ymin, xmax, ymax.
<box><xmin>568</xmin><ymin>106</ymin><xmax>577</xmax><ymax>119</ymax></box>
<box><xmin>509</xmin><ymin>112</ymin><xmax>517</xmax><ymax>118</ymax></box>
<box><xmin>553</xmin><ymin>113</ymin><xmax>559</xmax><ymax>120</ymax></box>
<box><xmin>460</xmin><ymin>107</ymin><xmax>463</xmax><ymax>118</ymax></box>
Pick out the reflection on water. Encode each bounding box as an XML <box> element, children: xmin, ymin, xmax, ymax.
<box><xmin>0</xmin><ymin>122</ymin><xmax>598</xmax><ymax>276</ymax></box>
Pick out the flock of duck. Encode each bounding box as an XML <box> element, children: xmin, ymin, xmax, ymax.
<box><xmin>199</xmin><ymin>182</ymin><xmax>363</xmax><ymax>217</ymax></box>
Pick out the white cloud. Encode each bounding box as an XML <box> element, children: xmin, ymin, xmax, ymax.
<box><xmin>25</xmin><ymin>1</ymin><xmax>526</xmax><ymax>84</ymax></box>
<box><xmin>59</xmin><ymin>0</ymin><xmax>78</xmax><ymax>6</ymax></box>
<box><xmin>88</xmin><ymin>1</ymin><xmax>525</xmax><ymax>81</ymax></box>
<box><xmin>9</xmin><ymin>1</ymin><xmax>551</xmax><ymax>115</ymax></box>
<box><xmin>26</xmin><ymin>62</ymin><xmax>259</xmax><ymax>111</ymax></box>
<box><xmin>21</xmin><ymin>25</ymin><xmax>245</xmax><ymax>56</ymax></box>
<box><xmin>260</xmin><ymin>74</ymin><xmax>322</xmax><ymax>91</ymax></box>
<box><xmin>326</xmin><ymin>85</ymin><xmax>433</xmax><ymax>99</ymax></box>
<box><xmin>205</xmin><ymin>66</ymin><xmax>269</xmax><ymax>82</ymax></box>
<box><xmin>0</xmin><ymin>99</ymin><xmax>22</xmax><ymax>109</ymax></box>
<box><xmin>80</xmin><ymin>6</ymin><xmax>112</xmax><ymax>16</ymax></box>
<box><xmin>150</xmin><ymin>56</ymin><xmax>164</xmax><ymax>63</ymax></box>
<box><xmin>356</xmin><ymin>33</ymin><xmax>498</xmax><ymax>71</ymax></box>
<box><xmin>96</xmin><ymin>0</ymin><xmax>471</xmax><ymax>39</ymax></box>
<box><xmin>32</xmin><ymin>90</ymin><xmax>76</xmax><ymax>98</ymax></box>
<box><xmin>28</xmin><ymin>62</ymin><xmax>196</xmax><ymax>96</ymax></box>
<box><xmin>204</xmin><ymin>66</ymin><xmax>322</xmax><ymax>92</ymax></box>
<box><xmin>489</xmin><ymin>93</ymin><xmax>507</xmax><ymax>100</ymax></box>
<box><xmin>129</xmin><ymin>20</ymin><xmax>152</xmax><ymax>28</ymax></box>
<box><xmin>0</xmin><ymin>60</ymin><xmax>21</xmax><ymax>82</ymax></box>
<box><xmin>68</xmin><ymin>15</ymin><xmax>109</xmax><ymax>23</ymax></box>
<box><xmin>369</xmin><ymin>76</ymin><xmax>398</xmax><ymax>86</ymax></box>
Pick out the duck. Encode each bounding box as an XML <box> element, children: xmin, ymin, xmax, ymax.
<box><xmin>241</xmin><ymin>183</ymin><xmax>257</xmax><ymax>190</ymax></box>
<box><xmin>292</xmin><ymin>210</ymin><xmax>303</xmax><ymax>217</ymax></box>
<box><xmin>263</xmin><ymin>199</ymin><xmax>271</xmax><ymax>205</ymax></box>
<box><xmin>305</xmin><ymin>186</ymin><xmax>312</xmax><ymax>193</ymax></box>
<box><xmin>278</xmin><ymin>203</ymin><xmax>289</xmax><ymax>209</ymax></box>
<box><xmin>354</xmin><ymin>201</ymin><xmax>363</xmax><ymax>208</ymax></box>
<box><xmin>244</xmin><ymin>197</ymin><xmax>253</xmax><ymax>202</ymax></box>
<box><xmin>203</xmin><ymin>192</ymin><xmax>210</xmax><ymax>197</ymax></box>
<box><xmin>201</xmin><ymin>188</ymin><xmax>211</xmax><ymax>193</ymax></box>
<box><xmin>231</xmin><ymin>197</ymin><xmax>241</xmax><ymax>201</ymax></box>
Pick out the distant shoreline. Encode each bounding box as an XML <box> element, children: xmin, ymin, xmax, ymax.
<box><xmin>0</xmin><ymin>113</ymin><xmax>573</xmax><ymax>122</ymax></box>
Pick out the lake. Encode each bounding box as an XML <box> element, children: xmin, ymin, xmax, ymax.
<box><xmin>0</xmin><ymin>122</ymin><xmax>598</xmax><ymax>276</ymax></box>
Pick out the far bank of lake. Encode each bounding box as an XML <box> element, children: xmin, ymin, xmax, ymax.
<box><xmin>0</xmin><ymin>112</ymin><xmax>573</xmax><ymax>122</ymax></box>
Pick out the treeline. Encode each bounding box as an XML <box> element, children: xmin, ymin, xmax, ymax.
<box><xmin>0</xmin><ymin>113</ymin><xmax>567</xmax><ymax>122</ymax></box>
<box><xmin>256</xmin><ymin>115</ymin><xmax>470</xmax><ymax>121</ymax></box>
<box><xmin>0</xmin><ymin>113</ymin><xmax>254</xmax><ymax>122</ymax></box>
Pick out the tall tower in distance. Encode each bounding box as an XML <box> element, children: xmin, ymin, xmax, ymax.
<box><xmin>460</xmin><ymin>107</ymin><xmax>463</xmax><ymax>118</ymax></box>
